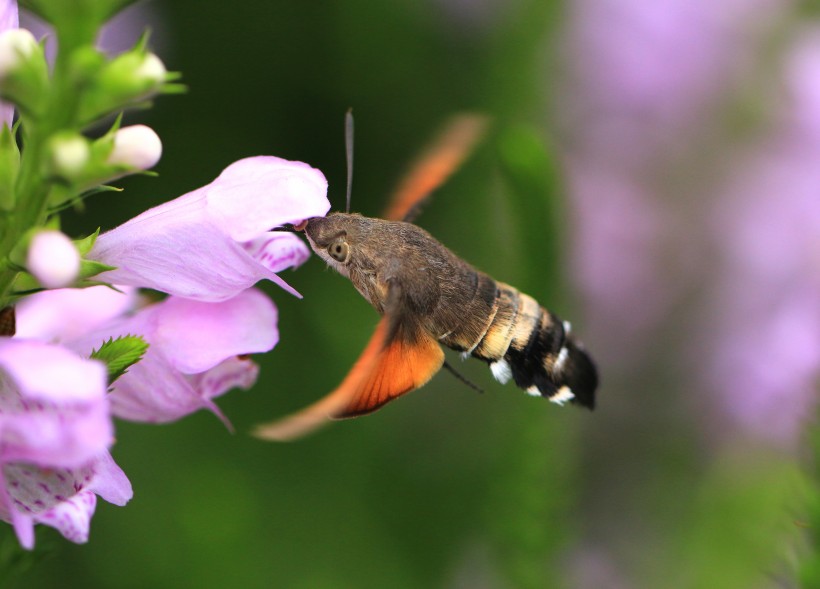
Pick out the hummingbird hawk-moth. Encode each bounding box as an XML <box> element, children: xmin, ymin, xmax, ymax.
<box><xmin>255</xmin><ymin>115</ymin><xmax>598</xmax><ymax>440</ymax></box>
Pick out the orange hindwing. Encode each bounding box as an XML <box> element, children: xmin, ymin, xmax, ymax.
<box><xmin>383</xmin><ymin>114</ymin><xmax>488</xmax><ymax>222</ymax></box>
<box><xmin>254</xmin><ymin>318</ymin><xmax>444</xmax><ymax>441</ymax></box>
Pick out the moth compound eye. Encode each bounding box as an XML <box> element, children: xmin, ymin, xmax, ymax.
<box><xmin>328</xmin><ymin>240</ymin><xmax>350</xmax><ymax>263</ymax></box>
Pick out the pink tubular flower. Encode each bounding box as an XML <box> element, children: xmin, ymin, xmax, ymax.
<box><xmin>0</xmin><ymin>338</ymin><xmax>129</xmax><ymax>548</ymax></box>
<box><xmin>15</xmin><ymin>285</ymin><xmax>137</xmax><ymax>342</ymax></box>
<box><xmin>89</xmin><ymin>156</ymin><xmax>330</xmax><ymax>301</ymax></box>
<box><xmin>63</xmin><ymin>288</ymin><xmax>278</xmax><ymax>426</ymax></box>
<box><xmin>0</xmin><ymin>339</ymin><xmax>111</xmax><ymax>467</ymax></box>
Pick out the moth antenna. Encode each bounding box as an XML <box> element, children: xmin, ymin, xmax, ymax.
<box><xmin>442</xmin><ymin>360</ymin><xmax>484</xmax><ymax>394</ymax></box>
<box><xmin>345</xmin><ymin>108</ymin><xmax>354</xmax><ymax>214</ymax></box>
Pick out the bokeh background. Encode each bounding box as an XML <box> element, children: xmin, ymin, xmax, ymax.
<box><xmin>6</xmin><ymin>0</ymin><xmax>820</xmax><ymax>587</ymax></box>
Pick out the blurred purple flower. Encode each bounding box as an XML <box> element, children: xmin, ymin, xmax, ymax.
<box><xmin>0</xmin><ymin>338</ymin><xmax>128</xmax><ymax>547</ymax></box>
<box><xmin>563</xmin><ymin>0</ymin><xmax>780</xmax><ymax>165</ymax></box>
<box><xmin>0</xmin><ymin>0</ymin><xmax>16</xmax><ymax>31</ymax></box>
<box><xmin>0</xmin><ymin>0</ymin><xmax>18</xmax><ymax>126</ymax></box>
<box><xmin>20</xmin><ymin>0</ymin><xmax>167</xmax><ymax>63</ymax></box>
<box><xmin>561</xmin><ymin>0</ymin><xmax>786</xmax><ymax>363</ymax></box>
<box><xmin>89</xmin><ymin>156</ymin><xmax>329</xmax><ymax>301</ymax></box>
<box><xmin>704</xmin><ymin>28</ymin><xmax>820</xmax><ymax>444</ymax></box>
<box><xmin>565</xmin><ymin>160</ymin><xmax>672</xmax><ymax>362</ymax></box>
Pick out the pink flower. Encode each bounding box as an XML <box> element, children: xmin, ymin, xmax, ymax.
<box><xmin>6</xmin><ymin>284</ymin><xmax>278</xmax><ymax>545</ymax></box>
<box><xmin>1</xmin><ymin>453</ymin><xmax>131</xmax><ymax>548</ymax></box>
<box><xmin>0</xmin><ymin>339</ymin><xmax>111</xmax><ymax>467</ymax></box>
<box><xmin>99</xmin><ymin>289</ymin><xmax>277</xmax><ymax>426</ymax></box>
<box><xmin>0</xmin><ymin>338</ymin><xmax>128</xmax><ymax>548</ymax></box>
<box><xmin>21</xmin><ymin>287</ymin><xmax>279</xmax><ymax>426</ymax></box>
<box><xmin>89</xmin><ymin>156</ymin><xmax>330</xmax><ymax>301</ymax></box>
<box><xmin>15</xmin><ymin>285</ymin><xmax>136</xmax><ymax>342</ymax></box>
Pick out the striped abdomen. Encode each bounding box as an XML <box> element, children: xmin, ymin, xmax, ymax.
<box><xmin>439</xmin><ymin>274</ymin><xmax>597</xmax><ymax>408</ymax></box>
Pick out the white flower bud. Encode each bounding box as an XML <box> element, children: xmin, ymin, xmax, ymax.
<box><xmin>107</xmin><ymin>125</ymin><xmax>162</xmax><ymax>170</ymax></box>
<box><xmin>50</xmin><ymin>135</ymin><xmax>90</xmax><ymax>178</ymax></box>
<box><xmin>0</xmin><ymin>29</ymin><xmax>37</xmax><ymax>81</ymax></box>
<box><xmin>136</xmin><ymin>53</ymin><xmax>166</xmax><ymax>85</ymax></box>
<box><xmin>27</xmin><ymin>230</ymin><xmax>81</xmax><ymax>289</ymax></box>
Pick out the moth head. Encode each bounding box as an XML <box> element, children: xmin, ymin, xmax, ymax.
<box><xmin>303</xmin><ymin>213</ymin><xmax>372</xmax><ymax>273</ymax></box>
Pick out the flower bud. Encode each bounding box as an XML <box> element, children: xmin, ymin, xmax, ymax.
<box><xmin>107</xmin><ymin>125</ymin><xmax>162</xmax><ymax>170</ymax></box>
<box><xmin>48</xmin><ymin>133</ymin><xmax>91</xmax><ymax>179</ymax></box>
<box><xmin>135</xmin><ymin>53</ymin><xmax>166</xmax><ymax>85</ymax></box>
<box><xmin>0</xmin><ymin>29</ymin><xmax>48</xmax><ymax>116</ymax></box>
<box><xmin>27</xmin><ymin>230</ymin><xmax>81</xmax><ymax>289</ymax></box>
<box><xmin>0</xmin><ymin>29</ymin><xmax>37</xmax><ymax>79</ymax></box>
<box><xmin>78</xmin><ymin>49</ymin><xmax>168</xmax><ymax>124</ymax></box>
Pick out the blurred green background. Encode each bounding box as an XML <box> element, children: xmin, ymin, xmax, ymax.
<box><xmin>7</xmin><ymin>0</ymin><xmax>820</xmax><ymax>587</ymax></box>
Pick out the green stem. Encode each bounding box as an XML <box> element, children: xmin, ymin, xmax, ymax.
<box><xmin>0</xmin><ymin>25</ymin><xmax>95</xmax><ymax>307</ymax></box>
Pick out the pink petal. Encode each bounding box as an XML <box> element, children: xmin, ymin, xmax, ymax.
<box><xmin>107</xmin><ymin>352</ymin><xmax>204</xmax><ymax>422</ymax></box>
<box><xmin>89</xmin><ymin>156</ymin><xmax>329</xmax><ymax>302</ymax></box>
<box><xmin>2</xmin><ymin>452</ymin><xmax>132</xmax><ymax>548</ymax></box>
<box><xmin>0</xmin><ymin>340</ymin><xmax>112</xmax><ymax>467</ymax></box>
<box><xmin>151</xmin><ymin>289</ymin><xmax>278</xmax><ymax>373</ymax></box>
<box><xmin>0</xmin><ymin>398</ymin><xmax>112</xmax><ymax>468</ymax></box>
<box><xmin>0</xmin><ymin>0</ymin><xmax>18</xmax><ymax>34</ymax></box>
<box><xmin>0</xmin><ymin>339</ymin><xmax>107</xmax><ymax>403</ymax></box>
<box><xmin>34</xmin><ymin>490</ymin><xmax>97</xmax><ymax>544</ymax></box>
<box><xmin>205</xmin><ymin>156</ymin><xmax>330</xmax><ymax>242</ymax></box>
<box><xmin>63</xmin><ymin>290</ymin><xmax>274</xmax><ymax>425</ymax></box>
<box><xmin>86</xmin><ymin>451</ymin><xmax>132</xmax><ymax>507</ymax></box>
<box><xmin>189</xmin><ymin>355</ymin><xmax>259</xmax><ymax>401</ymax></box>
<box><xmin>108</xmin><ymin>352</ymin><xmax>259</xmax><ymax>425</ymax></box>
<box><xmin>15</xmin><ymin>286</ymin><xmax>136</xmax><ymax>342</ymax></box>
<box><xmin>10</xmin><ymin>504</ymin><xmax>33</xmax><ymax>549</ymax></box>
<box><xmin>242</xmin><ymin>232</ymin><xmax>311</xmax><ymax>273</ymax></box>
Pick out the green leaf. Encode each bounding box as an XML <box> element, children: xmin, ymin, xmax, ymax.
<box><xmin>48</xmin><ymin>185</ymin><xmax>124</xmax><ymax>215</ymax></box>
<box><xmin>90</xmin><ymin>334</ymin><xmax>149</xmax><ymax>385</ymax></box>
<box><xmin>74</xmin><ymin>227</ymin><xmax>100</xmax><ymax>255</ymax></box>
<box><xmin>160</xmin><ymin>82</ymin><xmax>188</xmax><ymax>95</ymax></box>
<box><xmin>78</xmin><ymin>258</ymin><xmax>115</xmax><ymax>279</ymax></box>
